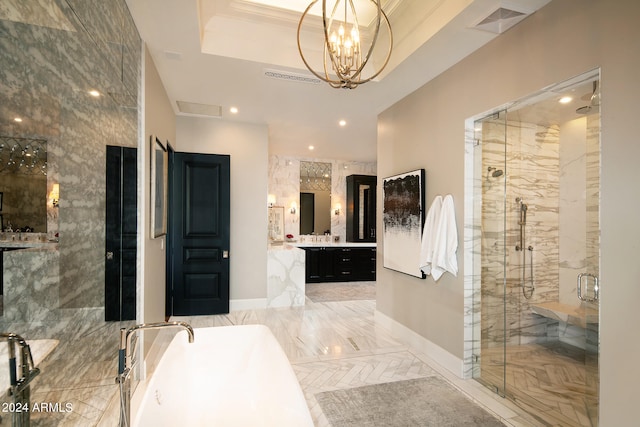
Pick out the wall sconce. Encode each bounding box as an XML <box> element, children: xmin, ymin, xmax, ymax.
<box><xmin>267</xmin><ymin>194</ymin><xmax>276</xmax><ymax>207</ymax></box>
<box><xmin>290</xmin><ymin>202</ymin><xmax>297</xmax><ymax>214</ymax></box>
<box><xmin>334</xmin><ymin>203</ymin><xmax>341</xmax><ymax>215</ymax></box>
<box><xmin>50</xmin><ymin>183</ymin><xmax>60</xmax><ymax>208</ymax></box>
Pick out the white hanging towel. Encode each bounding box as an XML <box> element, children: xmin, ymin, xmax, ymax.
<box><xmin>419</xmin><ymin>195</ymin><xmax>443</xmax><ymax>276</ymax></box>
<box><xmin>431</xmin><ymin>194</ymin><xmax>458</xmax><ymax>281</ymax></box>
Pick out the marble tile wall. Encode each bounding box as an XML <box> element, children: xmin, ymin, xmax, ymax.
<box><xmin>268</xmin><ymin>155</ymin><xmax>376</xmax><ymax>242</ymax></box>
<box><xmin>267</xmin><ymin>245</ymin><xmax>306</xmax><ymax>308</ymax></box>
<box><xmin>480</xmin><ymin>119</ymin><xmax>561</xmax><ymax>348</ymax></box>
<box><xmin>466</xmin><ymin>110</ymin><xmax>600</xmax><ymax>373</ymax></box>
<box><xmin>463</xmin><ymin>125</ymin><xmax>482</xmax><ymax>379</ymax></box>
<box><xmin>0</xmin><ymin>0</ymin><xmax>140</xmax><ymax>310</ymax></box>
<box><xmin>465</xmin><ymin>106</ymin><xmax>601</xmax><ymax>378</ymax></box>
<box><xmin>559</xmin><ymin>118</ymin><xmax>588</xmax><ymax>306</ymax></box>
<box><xmin>2</xmin><ymin>247</ymin><xmax>59</xmax><ymax>322</ymax></box>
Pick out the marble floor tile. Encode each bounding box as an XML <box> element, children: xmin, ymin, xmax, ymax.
<box><xmin>0</xmin><ymin>284</ymin><xmax>594</xmax><ymax>426</ymax></box>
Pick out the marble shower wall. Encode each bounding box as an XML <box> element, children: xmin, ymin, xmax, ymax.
<box><xmin>478</xmin><ymin>113</ymin><xmax>600</xmax><ymax>350</ymax></box>
<box><xmin>0</xmin><ymin>0</ymin><xmax>140</xmax><ymax>310</ymax></box>
<box><xmin>268</xmin><ymin>155</ymin><xmax>376</xmax><ymax>242</ymax></box>
<box><xmin>481</xmin><ymin>119</ymin><xmax>561</xmax><ymax>347</ymax></box>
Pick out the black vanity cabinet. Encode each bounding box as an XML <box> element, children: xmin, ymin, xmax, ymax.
<box><xmin>346</xmin><ymin>175</ymin><xmax>377</xmax><ymax>243</ymax></box>
<box><xmin>303</xmin><ymin>246</ymin><xmax>376</xmax><ymax>283</ymax></box>
<box><xmin>304</xmin><ymin>246</ymin><xmax>338</xmax><ymax>282</ymax></box>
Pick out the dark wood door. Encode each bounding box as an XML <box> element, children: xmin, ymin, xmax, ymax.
<box><xmin>105</xmin><ymin>145</ymin><xmax>137</xmax><ymax>321</ymax></box>
<box><xmin>168</xmin><ymin>152</ymin><xmax>230</xmax><ymax>316</ymax></box>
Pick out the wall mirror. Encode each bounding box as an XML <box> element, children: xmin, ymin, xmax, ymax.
<box><xmin>0</xmin><ymin>136</ymin><xmax>47</xmax><ymax>232</ymax></box>
<box><xmin>299</xmin><ymin>161</ymin><xmax>331</xmax><ymax>235</ymax></box>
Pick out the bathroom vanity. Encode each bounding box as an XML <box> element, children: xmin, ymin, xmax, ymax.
<box><xmin>298</xmin><ymin>243</ymin><xmax>376</xmax><ymax>283</ymax></box>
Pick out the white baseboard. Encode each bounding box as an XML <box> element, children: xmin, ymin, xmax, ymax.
<box><xmin>375</xmin><ymin>309</ymin><xmax>464</xmax><ymax>378</ymax></box>
<box><xmin>230</xmin><ymin>298</ymin><xmax>268</xmax><ymax>311</ymax></box>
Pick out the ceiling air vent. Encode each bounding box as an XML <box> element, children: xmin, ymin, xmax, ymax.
<box><xmin>474</xmin><ymin>7</ymin><xmax>530</xmax><ymax>34</ymax></box>
<box><xmin>176</xmin><ymin>101</ymin><xmax>222</xmax><ymax>118</ymax></box>
<box><xmin>263</xmin><ymin>68</ymin><xmax>322</xmax><ymax>85</ymax></box>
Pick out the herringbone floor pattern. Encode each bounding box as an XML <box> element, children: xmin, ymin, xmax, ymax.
<box><xmin>294</xmin><ymin>350</ymin><xmax>439</xmax><ymax>426</ymax></box>
<box><xmin>480</xmin><ymin>343</ymin><xmax>598</xmax><ymax>426</ymax></box>
<box><xmin>175</xmin><ymin>295</ymin><xmax>512</xmax><ymax>426</ymax></box>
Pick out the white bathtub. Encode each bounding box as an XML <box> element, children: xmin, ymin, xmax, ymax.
<box><xmin>133</xmin><ymin>325</ymin><xmax>313</xmax><ymax>427</ymax></box>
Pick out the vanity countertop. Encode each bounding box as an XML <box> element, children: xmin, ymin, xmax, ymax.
<box><xmin>268</xmin><ymin>243</ymin><xmax>305</xmax><ymax>251</ymax></box>
<box><xmin>293</xmin><ymin>242</ymin><xmax>377</xmax><ymax>248</ymax></box>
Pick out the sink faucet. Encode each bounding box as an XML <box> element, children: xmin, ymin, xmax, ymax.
<box><xmin>116</xmin><ymin>321</ymin><xmax>194</xmax><ymax>427</ymax></box>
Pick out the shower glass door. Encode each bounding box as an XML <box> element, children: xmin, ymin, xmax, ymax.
<box><xmin>472</xmin><ymin>109</ymin><xmax>508</xmax><ymax>397</ymax></box>
<box><xmin>504</xmin><ymin>75</ymin><xmax>601</xmax><ymax>426</ymax></box>
<box><xmin>472</xmin><ymin>71</ymin><xmax>601</xmax><ymax>426</ymax></box>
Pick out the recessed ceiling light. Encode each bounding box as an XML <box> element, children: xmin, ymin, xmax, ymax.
<box><xmin>339</xmin><ymin>119</ymin><xmax>347</xmax><ymax>127</ymax></box>
<box><xmin>230</xmin><ymin>106</ymin><xmax>238</xmax><ymax>114</ymax></box>
<box><xmin>308</xmin><ymin>145</ymin><xmax>314</xmax><ymax>150</ymax></box>
<box><xmin>559</xmin><ymin>96</ymin><xmax>572</xmax><ymax>104</ymax></box>
<box><xmin>14</xmin><ymin>117</ymin><xmax>23</xmax><ymax>123</ymax></box>
<box><xmin>88</xmin><ymin>90</ymin><xmax>101</xmax><ymax>97</ymax></box>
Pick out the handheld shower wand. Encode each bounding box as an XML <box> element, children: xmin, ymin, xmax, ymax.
<box><xmin>515</xmin><ymin>197</ymin><xmax>527</xmax><ymax>251</ymax></box>
<box><xmin>515</xmin><ymin>197</ymin><xmax>534</xmax><ymax>299</ymax></box>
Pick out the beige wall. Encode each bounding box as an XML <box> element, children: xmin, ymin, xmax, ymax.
<box><xmin>142</xmin><ymin>46</ymin><xmax>176</xmax><ymax>330</ymax></box>
<box><xmin>377</xmin><ymin>0</ymin><xmax>640</xmax><ymax>424</ymax></box>
<box><xmin>177</xmin><ymin>116</ymin><xmax>269</xmax><ymax>301</ymax></box>
<box><xmin>142</xmin><ymin>47</ymin><xmax>268</xmax><ymax>318</ymax></box>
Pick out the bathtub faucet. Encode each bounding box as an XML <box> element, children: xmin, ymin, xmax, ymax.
<box><xmin>116</xmin><ymin>322</ymin><xmax>194</xmax><ymax>427</ymax></box>
<box><xmin>0</xmin><ymin>332</ymin><xmax>40</xmax><ymax>427</ymax></box>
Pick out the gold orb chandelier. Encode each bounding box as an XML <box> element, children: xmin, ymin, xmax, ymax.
<box><xmin>297</xmin><ymin>0</ymin><xmax>393</xmax><ymax>89</ymax></box>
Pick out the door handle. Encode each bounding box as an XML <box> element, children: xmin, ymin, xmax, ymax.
<box><xmin>577</xmin><ymin>273</ymin><xmax>599</xmax><ymax>302</ymax></box>
<box><xmin>223</xmin><ymin>250</ymin><xmax>229</xmax><ymax>259</ymax></box>
<box><xmin>106</xmin><ymin>251</ymin><xmax>114</xmax><ymax>260</ymax></box>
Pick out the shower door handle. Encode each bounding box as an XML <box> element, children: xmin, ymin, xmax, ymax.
<box><xmin>577</xmin><ymin>273</ymin><xmax>599</xmax><ymax>302</ymax></box>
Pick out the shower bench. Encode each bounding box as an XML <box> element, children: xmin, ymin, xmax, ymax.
<box><xmin>531</xmin><ymin>301</ymin><xmax>599</xmax><ymax>352</ymax></box>
<box><xmin>531</xmin><ymin>301</ymin><xmax>599</xmax><ymax>328</ymax></box>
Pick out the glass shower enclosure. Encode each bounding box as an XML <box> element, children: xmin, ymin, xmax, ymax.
<box><xmin>470</xmin><ymin>70</ymin><xmax>601</xmax><ymax>426</ymax></box>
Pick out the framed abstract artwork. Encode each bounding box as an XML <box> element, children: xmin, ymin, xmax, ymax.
<box><xmin>382</xmin><ymin>169</ymin><xmax>426</xmax><ymax>278</ymax></box>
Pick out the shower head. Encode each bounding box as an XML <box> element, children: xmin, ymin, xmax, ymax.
<box><xmin>487</xmin><ymin>166</ymin><xmax>504</xmax><ymax>178</ymax></box>
<box><xmin>576</xmin><ymin>80</ymin><xmax>600</xmax><ymax>115</ymax></box>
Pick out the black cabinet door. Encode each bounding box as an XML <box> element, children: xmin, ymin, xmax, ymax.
<box><xmin>346</xmin><ymin>175</ymin><xmax>377</xmax><ymax>243</ymax></box>
<box><xmin>105</xmin><ymin>146</ymin><xmax>137</xmax><ymax>321</ymax></box>
<box><xmin>305</xmin><ymin>247</ymin><xmax>338</xmax><ymax>283</ymax></box>
<box><xmin>305</xmin><ymin>247</ymin><xmax>322</xmax><ymax>282</ymax></box>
